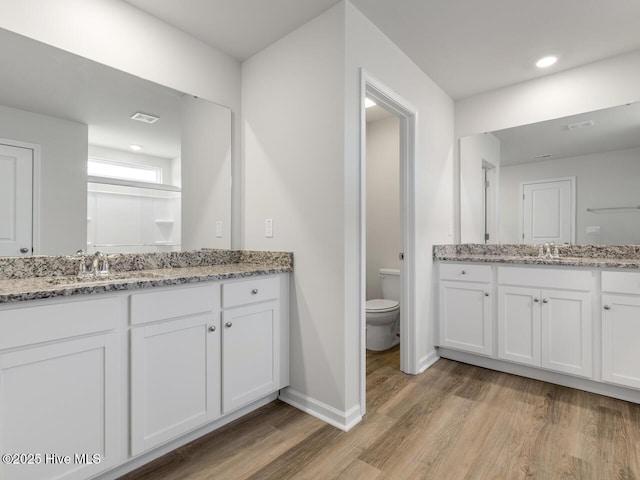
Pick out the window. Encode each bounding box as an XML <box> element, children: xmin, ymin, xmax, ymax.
<box><xmin>88</xmin><ymin>158</ymin><xmax>161</xmax><ymax>183</ymax></box>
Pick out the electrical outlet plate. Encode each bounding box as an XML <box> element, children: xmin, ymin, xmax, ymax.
<box><xmin>215</xmin><ymin>221</ymin><xmax>223</xmax><ymax>238</ymax></box>
<box><xmin>265</xmin><ymin>219</ymin><xmax>273</xmax><ymax>238</ymax></box>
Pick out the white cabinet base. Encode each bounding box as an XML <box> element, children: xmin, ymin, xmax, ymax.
<box><xmin>0</xmin><ymin>333</ymin><xmax>120</xmax><ymax>480</ymax></box>
<box><xmin>602</xmin><ymin>294</ymin><xmax>640</xmax><ymax>389</ymax></box>
<box><xmin>93</xmin><ymin>393</ymin><xmax>278</xmax><ymax>480</ymax></box>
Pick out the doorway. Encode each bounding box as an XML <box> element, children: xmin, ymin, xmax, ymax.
<box><xmin>360</xmin><ymin>71</ymin><xmax>417</xmax><ymax>416</ymax></box>
<box><xmin>0</xmin><ymin>141</ymin><xmax>36</xmax><ymax>256</ymax></box>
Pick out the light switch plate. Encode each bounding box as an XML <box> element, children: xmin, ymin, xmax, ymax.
<box><xmin>265</xmin><ymin>219</ymin><xmax>273</xmax><ymax>238</ymax></box>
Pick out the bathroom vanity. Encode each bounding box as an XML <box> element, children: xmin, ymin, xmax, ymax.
<box><xmin>0</xmin><ymin>250</ymin><xmax>291</xmax><ymax>480</ymax></box>
<box><xmin>434</xmin><ymin>244</ymin><xmax>640</xmax><ymax>404</ymax></box>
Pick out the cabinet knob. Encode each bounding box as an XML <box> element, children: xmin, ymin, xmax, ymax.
<box><xmin>251</xmin><ymin>288</ymin><xmax>259</xmax><ymax>295</ymax></box>
<box><xmin>603</xmin><ymin>305</ymin><xmax>611</xmax><ymax>310</ymax></box>
<box><xmin>460</xmin><ymin>270</ymin><xmax>466</xmax><ymax>275</ymax></box>
<box><xmin>208</xmin><ymin>325</ymin><xmax>216</xmax><ymax>333</ymax></box>
<box><xmin>534</xmin><ymin>298</ymin><xmax>539</xmax><ymax>303</ymax></box>
<box><xmin>225</xmin><ymin>322</ymin><xmax>233</xmax><ymax>328</ymax></box>
<box><xmin>542</xmin><ymin>299</ymin><xmax>549</xmax><ymax>304</ymax></box>
<box><xmin>20</xmin><ymin>247</ymin><xmax>29</xmax><ymax>254</ymax></box>
<box><xmin>484</xmin><ymin>292</ymin><xmax>489</xmax><ymax>297</ymax></box>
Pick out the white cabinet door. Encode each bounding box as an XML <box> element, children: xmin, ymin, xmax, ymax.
<box><xmin>222</xmin><ymin>301</ymin><xmax>279</xmax><ymax>413</ymax></box>
<box><xmin>130</xmin><ymin>313</ymin><xmax>220</xmax><ymax>455</ymax></box>
<box><xmin>602</xmin><ymin>295</ymin><xmax>640</xmax><ymax>389</ymax></box>
<box><xmin>498</xmin><ymin>286</ymin><xmax>541</xmax><ymax>366</ymax></box>
<box><xmin>541</xmin><ymin>290</ymin><xmax>592</xmax><ymax>378</ymax></box>
<box><xmin>439</xmin><ymin>281</ymin><xmax>492</xmax><ymax>355</ymax></box>
<box><xmin>0</xmin><ymin>333</ymin><xmax>119</xmax><ymax>480</ymax></box>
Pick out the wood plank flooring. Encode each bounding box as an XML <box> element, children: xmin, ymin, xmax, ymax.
<box><xmin>121</xmin><ymin>347</ymin><xmax>640</xmax><ymax>479</ymax></box>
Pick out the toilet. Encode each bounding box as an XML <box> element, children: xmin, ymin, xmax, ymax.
<box><xmin>366</xmin><ymin>268</ymin><xmax>400</xmax><ymax>351</ymax></box>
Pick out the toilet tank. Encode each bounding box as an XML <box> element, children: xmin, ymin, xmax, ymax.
<box><xmin>379</xmin><ymin>268</ymin><xmax>400</xmax><ymax>301</ymax></box>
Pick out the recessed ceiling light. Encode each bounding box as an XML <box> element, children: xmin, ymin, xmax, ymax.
<box><xmin>129</xmin><ymin>144</ymin><xmax>143</xmax><ymax>151</ymax></box>
<box><xmin>364</xmin><ymin>98</ymin><xmax>376</xmax><ymax>108</ymax></box>
<box><xmin>536</xmin><ymin>56</ymin><xmax>557</xmax><ymax>68</ymax></box>
<box><xmin>131</xmin><ymin>112</ymin><xmax>159</xmax><ymax>124</ymax></box>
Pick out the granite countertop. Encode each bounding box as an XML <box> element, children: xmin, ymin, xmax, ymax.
<box><xmin>433</xmin><ymin>244</ymin><xmax>640</xmax><ymax>269</ymax></box>
<box><xmin>0</xmin><ymin>250</ymin><xmax>293</xmax><ymax>304</ymax></box>
<box><xmin>433</xmin><ymin>253</ymin><xmax>640</xmax><ymax>269</ymax></box>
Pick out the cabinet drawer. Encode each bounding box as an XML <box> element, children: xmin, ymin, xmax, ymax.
<box><xmin>498</xmin><ymin>266</ymin><xmax>591</xmax><ymax>291</ymax></box>
<box><xmin>222</xmin><ymin>276</ymin><xmax>279</xmax><ymax>309</ymax></box>
<box><xmin>131</xmin><ymin>284</ymin><xmax>219</xmax><ymax>325</ymax></box>
<box><xmin>602</xmin><ymin>271</ymin><xmax>640</xmax><ymax>295</ymax></box>
<box><xmin>0</xmin><ymin>297</ymin><xmax>121</xmax><ymax>350</ymax></box>
<box><xmin>439</xmin><ymin>263</ymin><xmax>491</xmax><ymax>283</ymax></box>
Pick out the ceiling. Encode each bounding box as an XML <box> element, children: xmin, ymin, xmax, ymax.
<box><xmin>494</xmin><ymin>102</ymin><xmax>640</xmax><ymax>166</ymax></box>
<box><xmin>123</xmin><ymin>0</ymin><xmax>640</xmax><ymax>100</ymax></box>
<box><xmin>0</xmin><ymin>29</ymin><xmax>182</xmax><ymax>160</ymax></box>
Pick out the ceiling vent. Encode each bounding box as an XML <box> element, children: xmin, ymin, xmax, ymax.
<box><xmin>130</xmin><ymin>112</ymin><xmax>159</xmax><ymax>124</ymax></box>
<box><xmin>567</xmin><ymin>120</ymin><xmax>594</xmax><ymax>130</ymax></box>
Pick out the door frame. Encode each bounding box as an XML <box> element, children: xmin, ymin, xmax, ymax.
<box><xmin>519</xmin><ymin>176</ymin><xmax>576</xmax><ymax>245</ymax></box>
<box><xmin>0</xmin><ymin>138</ymin><xmax>41</xmax><ymax>255</ymax></box>
<box><xmin>360</xmin><ymin>70</ymin><xmax>418</xmax><ymax>416</ymax></box>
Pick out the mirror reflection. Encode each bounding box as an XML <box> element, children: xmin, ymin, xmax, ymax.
<box><xmin>460</xmin><ymin>102</ymin><xmax>640</xmax><ymax>245</ymax></box>
<box><xmin>0</xmin><ymin>28</ymin><xmax>231</xmax><ymax>257</ymax></box>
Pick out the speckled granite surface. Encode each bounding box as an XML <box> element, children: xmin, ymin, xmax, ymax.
<box><xmin>0</xmin><ymin>249</ymin><xmax>293</xmax><ymax>304</ymax></box>
<box><xmin>433</xmin><ymin>244</ymin><xmax>640</xmax><ymax>269</ymax></box>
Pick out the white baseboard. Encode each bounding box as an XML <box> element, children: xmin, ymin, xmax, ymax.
<box><xmin>278</xmin><ymin>387</ymin><xmax>362</xmax><ymax>431</ymax></box>
<box><xmin>439</xmin><ymin>348</ymin><xmax>640</xmax><ymax>404</ymax></box>
<box><xmin>418</xmin><ymin>349</ymin><xmax>440</xmax><ymax>373</ymax></box>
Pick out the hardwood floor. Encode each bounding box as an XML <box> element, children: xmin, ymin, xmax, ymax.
<box><xmin>121</xmin><ymin>347</ymin><xmax>640</xmax><ymax>479</ymax></box>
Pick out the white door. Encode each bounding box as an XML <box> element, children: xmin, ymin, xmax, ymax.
<box><xmin>222</xmin><ymin>301</ymin><xmax>279</xmax><ymax>413</ymax></box>
<box><xmin>602</xmin><ymin>294</ymin><xmax>640</xmax><ymax>389</ymax></box>
<box><xmin>522</xmin><ymin>178</ymin><xmax>574</xmax><ymax>244</ymax></box>
<box><xmin>540</xmin><ymin>290</ymin><xmax>592</xmax><ymax>378</ymax></box>
<box><xmin>498</xmin><ymin>286</ymin><xmax>541</xmax><ymax>366</ymax></box>
<box><xmin>0</xmin><ymin>143</ymin><xmax>33</xmax><ymax>256</ymax></box>
<box><xmin>0</xmin><ymin>333</ymin><xmax>119</xmax><ymax>480</ymax></box>
<box><xmin>130</xmin><ymin>314</ymin><xmax>220</xmax><ymax>455</ymax></box>
<box><xmin>438</xmin><ymin>281</ymin><xmax>492</xmax><ymax>355</ymax></box>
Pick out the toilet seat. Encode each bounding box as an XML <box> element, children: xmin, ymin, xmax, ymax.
<box><xmin>366</xmin><ymin>299</ymin><xmax>399</xmax><ymax>313</ymax></box>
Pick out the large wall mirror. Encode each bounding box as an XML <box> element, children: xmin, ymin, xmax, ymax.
<box><xmin>460</xmin><ymin>102</ymin><xmax>640</xmax><ymax>245</ymax></box>
<box><xmin>0</xmin><ymin>28</ymin><xmax>231</xmax><ymax>257</ymax></box>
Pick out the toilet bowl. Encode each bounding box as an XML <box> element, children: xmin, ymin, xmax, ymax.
<box><xmin>366</xmin><ymin>268</ymin><xmax>400</xmax><ymax>351</ymax></box>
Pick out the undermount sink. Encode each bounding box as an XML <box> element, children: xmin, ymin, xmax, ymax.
<box><xmin>44</xmin><ymin>271</ymin><xmax>167</xmax><ymax>286</ymax></box>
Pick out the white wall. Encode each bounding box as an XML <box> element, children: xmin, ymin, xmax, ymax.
<box><xmin>0</xmin><ymin>0</ymin><xmax>243</xmax><ymax>245</ymax></box>
<box><xmin>366</xmin><ymin>115</ymin><xmax>400</xmax><ymax>300</ymax></box>
<box><xmin>181</xmin><ymin>97</ymin><xmax>232</xmax><ymax>249</ymax></box>
<box><xmin>0</xmin><ymin>104</ymin><xmax>87</xmax><ymax>255</ymax></box>
<box><xmin>345</xmin><ymin>2</ymin><xmax>455</xmax><ymax>404</ymax></box>
<box><xmin>242</xmin><ymin>4</ymin><xmax>347</xmax><ymax>417</ymax></box>
<box><xmin>459</xmin><ymin>133</ymin><xmax>500</xmax><ymax>243</ymax></box>
<box><xmin>454</xmin><ymin>49</ymin><xmax>640</xmax><ymax>242</ymax></box>
<box><xmin>500</xmin><ymin>146</ymin><xmax>640</xmax><ymax>245</ymax></box>
<box><xmin>243</xmin><ymin>1</ymin><xmax>454</xmax><ymax>424</ymax></box>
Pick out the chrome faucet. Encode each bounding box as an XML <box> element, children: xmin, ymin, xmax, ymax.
<box><xmin>74</xmin><ymin>249</ymin><xmax>89</xmax><ymax>276</ymax></box>
<box><xmin>538</xmin><ymin>243</ymin><xmax>559</xmax><ymax>259</ymax></box>
<box><xmin>91</xmin><ymin>251</ymin><xmax>110</xmax><ymax>277</ymax></box>
<box><xmin>71</xmin><ymin>249</ymin><xmax>110</xmax><ymax>278</ymax></box>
